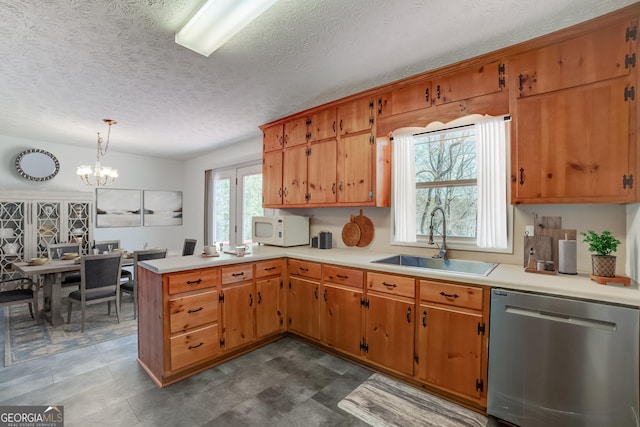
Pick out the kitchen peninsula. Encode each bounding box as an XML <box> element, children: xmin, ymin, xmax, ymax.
<box><xmin>136</xmin><ymin>244</ymin><xmax>640</xmax><ymax>413</ymax></box>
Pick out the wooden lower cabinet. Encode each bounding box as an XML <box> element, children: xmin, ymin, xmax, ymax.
<box><xmin>364</xmin><ymin>292</ymin><xmax>415</xmax><ymax>376</ymax></box>
<box><xmin>221</xmin><ymin>281</ymin><xmax>255</xmax><ymax>351</ymax></box>
<box><xmin>417</xmin><ymin>280</ymin><xmax>487</xmax><ymax>403</ymax></box>
<box><xmin>256</xmin><ymin>277</ymin><xmax>282</xmax><ymax>337</ymax></box>
<box><xmin>287</xmin><ymin>276</ymin><xmax>320</xmax><ymax>339</ymax></box>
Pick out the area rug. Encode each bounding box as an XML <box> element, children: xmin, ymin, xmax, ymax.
<box><xmin>4</xmin><ymin>296</ymin><xmax>137</xmax><ymax>366</ymax></box>
<box><xmin>338</xmin><ymin>373</ymin><xmax>488</xmax><ymax>427</ymax></box>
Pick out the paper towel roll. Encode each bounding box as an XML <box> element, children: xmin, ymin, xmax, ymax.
<box><xmin>558</xmin><ymin>240</ymin><xmax>577</xmax><ymax>275</ymax></box>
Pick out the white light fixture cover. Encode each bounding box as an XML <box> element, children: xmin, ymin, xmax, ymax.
<box><xmin>176</xmin><ymin>0</ymin><xmax>278</xmax><ymax>57</ymax></box>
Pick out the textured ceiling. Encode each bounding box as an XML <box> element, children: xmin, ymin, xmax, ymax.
<box><xmin>0</xmin><ymin>0</ymin><xmax>636</xmax><ymax>160</ymax></box>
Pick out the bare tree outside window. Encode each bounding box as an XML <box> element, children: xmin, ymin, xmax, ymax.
<box><xmin>414</xmin><ymin>128</ymin><xmax>477</xmax><ymax>239</ymax></box>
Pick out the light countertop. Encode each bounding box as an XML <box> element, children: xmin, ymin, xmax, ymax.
<box><xmin>139</xmin><ymin>244</ymin><xmax>640</xmax><ymax>307</ymax></box>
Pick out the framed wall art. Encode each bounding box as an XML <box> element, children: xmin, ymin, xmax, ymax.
<box><xmin>95</xmin><ymin>189</ymin><xmax>142</xmax><ymax>228</ymax></box>
<box><xmin>143</xmin><ymin>190</ymin><xmax>183</xmax><ymax>226</ymax></box>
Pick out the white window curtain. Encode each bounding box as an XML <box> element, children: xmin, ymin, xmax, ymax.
<box><xmin>392</xmin><ymin>133</ymin><xmax>417</xmax><ymax>242</ymax></box>
<box><xmin>475</xmin><ymin>117</ymin><xmax>508</xmax><ymax>249</ymax></box>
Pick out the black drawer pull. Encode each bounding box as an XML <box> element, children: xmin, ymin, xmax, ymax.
<box><xmin>440</xmin><ymin>291</ymin><xmax>459</xmax><ymax>299</ymax></box>
<box><xmin>188</xmin><ymin>307</ymin><xmax>204</xmax><ymax>314</ymax></box>
<box><xmin>264</xmin><ymin>266</ymin><xmax>276</xmax><ymax>271</ymax></box>
<box><xmin>336</xmin><ymin>274</ymin><xmax>348</xmax><ymax>279</ymax></box>
<box><xmin>406</xmin><ymin>307</ymin><xmax>412</xmax><ymax>323</ymax></box>
<box><xmin>186</xmin><ymin>279</ymin><xmax>202</xmax><ymax>285</ymax></box>
<box><xmin>232</xmin><ymin>272</ymin><xmax>245</xmax><ymax>277</ymax></box>
<box><xmin>188</xmin><ymin>342</ymin><xmax>204</xmax><ymax>350</ymax></box>
<box><xmin>299</xmin><ymin>267</ymin><xmax>309</xmax><ymax>272</ymax></box>
<box><xmin>257</xmin><ymin>291</ymin><xmax>262</xmax><ymax>304</ymax></box>
<box><xmin>382</xmin><ymin>282</ymin><xmax>397</xmax><ymax>288</ymax></box>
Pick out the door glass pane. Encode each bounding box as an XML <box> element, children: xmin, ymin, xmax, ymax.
<box><xmin>214</xmin><ymin>178</ymin><xmax>230</xmax><ymax>244</ymax></box>
<box><xmin>242</xmin><ymin>172</ymin><xmax>263</xmax><ymax>243</ymax></box>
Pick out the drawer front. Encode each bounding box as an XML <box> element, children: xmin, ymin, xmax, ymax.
<box><xmin>420</xmin><ymin>280</ymin><xmax>483</xmax><ymax>310</ymax></box>
<box><xmin>288</xmin><ymin>259</ymin><xmax>321</xmax><ymax>280</ymax></box>
<box><xmin>169</xmin><ymin>289</ymin><xmax>219</xmax><ymax>334</ymax></box>
<box><xmin>170</xmin><ymin>323</ymin><xmax>219</xmax><ymax>371</ymax></box>
<box><xmin>255</xmin><ymin>259</ymin><xmax>284</xmax><ymax>279</ymax></box>
<box><xmin>222</xmin><ymin>264</ymin><xmax>254</xmax><ymax>285</ymax></box>
<box><xmin>168</xmin><ymin>269</ymin><xmax>220</xmax><ymax>295</ymax></box>
<box><xmin>367</xmin><ymin>272</ymin><xmax>415</xmax><ymax>298</ymax></box>
<box><xmin>323</xmin><ymin>264</ymin><xmax>363</xmax><ymax>288</ymax></box>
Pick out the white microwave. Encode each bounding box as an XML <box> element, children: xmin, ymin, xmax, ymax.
<box><xmin>252</xmin><ymin>215</ymin><xmax>309</xmax><ymax>247</ymax></box>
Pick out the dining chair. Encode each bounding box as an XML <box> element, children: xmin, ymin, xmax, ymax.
<box><xmin>94</xmin><ymin>240</ymin><xmax>133</xmax><ymax>282</ymax></box>
<box><xmin>182</xmin><ymin>238</ymin><xmax>197</xmax><ymax>256</ymax></box>
<box><xmin>67</xmin><ymin>252</ymin><xmax>123</xmax><ymax>332</ymax></box>
<box><xmin>120</xmin><ymin>248</ymin><xmax>167</xmax><ymax>319</ymax></box>
<box><xmin>0</xmin><ymin>277</ymin><xmax>39</xmax><ymax>322</ymax></box>
<box><xmin>47</xmin><ymin>242</ymin><xmax>82</xmax><ymax>287</ymax></box>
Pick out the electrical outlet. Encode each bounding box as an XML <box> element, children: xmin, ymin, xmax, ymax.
<box><xmin>525</xmin><ymin>225</ymin><xmax>534</xmax><ymax>236</ymax></box>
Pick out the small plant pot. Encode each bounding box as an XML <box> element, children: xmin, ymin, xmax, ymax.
<box><xmin>591</xmin><ymin>255</ymin><xmax>616</xmax><ymax>278</ymax></box>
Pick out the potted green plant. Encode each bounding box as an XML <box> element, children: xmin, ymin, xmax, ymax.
<box><xmin>580</xmin><ymin>230</ymin><xmax>621</xmax><ymax>277</ymax></box>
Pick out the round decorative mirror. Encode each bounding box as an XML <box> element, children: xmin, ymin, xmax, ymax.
<box><xmin>15</xmin><ymin>149</ymin><xmax>60</xmax><ymax>181</ymax></box>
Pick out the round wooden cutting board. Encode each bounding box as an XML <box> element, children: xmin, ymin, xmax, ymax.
<box><xmin>342</xmin><ymin>215</ymin><xmax>361</xmax><ymax>247</ymax></box>
<box><xmin>354</xmin><ymin>209</ymin><xmax>374</xmax><ymax>247</ymax></box>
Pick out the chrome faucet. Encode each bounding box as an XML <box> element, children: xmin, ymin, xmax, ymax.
<box><xmin>428</xmin><ymin>206</ymin><xmax>447</xmax><ymax>260</ymax></box>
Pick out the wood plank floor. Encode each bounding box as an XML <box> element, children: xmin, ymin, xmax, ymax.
<box><xmin>0</xmin><ymin>316</ymin><xmax>510</xmax><ymax>426</ymax></box>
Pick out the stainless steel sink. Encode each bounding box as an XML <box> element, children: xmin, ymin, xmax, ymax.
<box><xmin>371</xmin><ymin>255</ymin><xmax>498</xmax><ymax>277</ymax></box>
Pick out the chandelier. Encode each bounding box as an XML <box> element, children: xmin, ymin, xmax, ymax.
<box><xmin>76</xmin><ymin>119</ymin><xmax>119</xmax><ymax>186</ymax></box>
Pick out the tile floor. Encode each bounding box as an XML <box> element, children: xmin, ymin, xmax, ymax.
<box><xmin>0</xmin><ymin>317</ymin><xmax>509</xmax><ymax>426</ymax></box>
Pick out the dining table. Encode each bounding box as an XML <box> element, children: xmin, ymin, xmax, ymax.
<box><xmin>13</xmin><ymin>256</ymin><xmax>134</xmax><ymax>326</ymax></box>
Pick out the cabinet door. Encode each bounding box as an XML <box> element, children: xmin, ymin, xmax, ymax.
<box><xmin>365</xmin><ymin>293</ymin><xmax>414</xmax><ymax>376</ymax></box>
<box><xmin>284</xmin><ymin>117</ymin><xmax>309</xmax><ymax>148</ymax></box>
<box><xmin>377</xmin><ymin>80</ymin><xmax>432</xmax><ymax>118</ymax></box>
<box><xmin>66</xmin><ymin>202</ymin><xmax>91</xmax><ymax>255</ymax></box>
<box><xmin>338</xmin><ymin>97</ymin><xmax>374</xmax><ymax>136</ymax></box>
<box><xmin>256</xmin><ymin>276</ymin><xmax>282</xmax><ymax>337</ymax></box>
<box><xmin>513</xmin><ymin>20</ymin><xmax>633</xmax><ymax>98</ymax></box>
<box><xmin>322</xmin><ymin>283</ymin><xmax>363</xmax><ymax>357</ymax></box>
<box><xmin>0</xmin><ymin>201</ymin><xmax>26</xmax><ymax>280</ymax></box>
<box><xmin>337</xmin><ymin>133</ymin><xmax>373</xmax><ymax>204</ymax></box>
<box><xmin>432</xmin><ymin>61</ymin><xmax>503</xmax><ymax>105</ymax></box>
<box><xmin>222</xmin><ymin>282</ymin><xmax>255</xmax><ymax>351</ymax></box>
<box><xmin>34</xmin><ymin>201</ymin><xmax>62</xmax><ymax>258</ymax></box>
<box><xmin>308</xmin><ymin>139</ymin><xmax>337</xmax><ymax>204</ymax></box>
<box><xmin>262</xmin><ymin>150</ymin><xmax>283</xmax><ymax>206</ymax></box>
<box><xmin>283</xmin><ymin>145</ymin><xmax>308</xmax><ymax>205</ymax></box>
<box><xmin>287</xmin><ymin>276</ymin><xmax>320</xmax><ymax>340</ymax></box>
<box><xmin>514</xmin><ymin>77</ymin><xmax>633</xmax><ymax>203</ymax></box>
<box><xmin>417</xmin><ymin>303</ymin><xmax>483</xmax><ymax>399</ymax></box>
<box><xmin>309</xmin><ymin>108</ymin><xmax>336</xmax><ymax>142</ymax></box>
<box><xmin>263</xmin><ymin>124</ymin><xmax>284</xmax><ymax>152</ymax></box>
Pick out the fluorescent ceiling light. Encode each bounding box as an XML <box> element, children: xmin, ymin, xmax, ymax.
<box><xmin>176</xmin><ymin>0</ymin><xmax>278</xmax><ymax>57</ymax></box>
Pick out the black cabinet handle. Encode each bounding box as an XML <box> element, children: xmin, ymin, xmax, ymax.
<box><xmin>188</xmin><ymin>342</ymin><xmax>204</xmax><ymax>350</ymax></box>
<box><xmin>440</xmin><ymin>291</ymin><xmax>459</xmax><ymax>299</ymax></box>
<box><xmin>336</xmin><ymin>274</ymin><xmax>348</xmax><ymax>279</ymax></box>
<box><xmin>382</xmin><ymin>282</ymin><xmax>397</xmax><ymax>288</ymax></box>
<box><xmin>519</xmin><ymin>168</ymin><xmax>525</xmax><ymax>185</ymax></box>
<box><xmin>314</xmin><ymin>287</ymin><xmax>318</xmax><ymax>299</ymax></box>
<box><xmin>264</xmin><ymin>266</ymin><xmax>276</xmax><ymax>271</ymax></box>
<box><xmin>188</xmin><ymin>307</ymin><xmax>204</xmax><ymax>314</ymax></box>
<box><xmin>299</xmin><ymin>267</ymin><xmax>309</xmax><ymax>272</ymax></box>
<box><xmin>249</xmin><ymin>293</ymin><xmax>253</xmax><ymax>307</ymax></box>
<box><xmin>324</xmin><ymin>289</ymin><xmax>328</xmax><ymax>302</ymax></box>
<box><xmin>257</xmin><ymin>291</ymin><xmax>262</xmax><ymax>304</ymax></box>
<box><xmin>186</xmin><ymin>279</ymin><xmax>202</xmax><ymax>285</ymax></box>
<box><xmin>422</xmin><ymin>310</ymin><xmax>427</xmax><ymax>327</ymax></box>
<box><xmin>406</xmin><ymin>307</ymin><xmax>412</xmax><ymax>323</ymax></box>
<box><xmin>232</xmin><ymin>272</ymin><xmax>245</xmax><ymax>277</ymax></box>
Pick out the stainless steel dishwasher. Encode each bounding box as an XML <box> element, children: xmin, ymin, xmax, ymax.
<box><xmin>488</xmin><ymin>289</ymin><xmax>639</xmax><ymax>427</ymax></box>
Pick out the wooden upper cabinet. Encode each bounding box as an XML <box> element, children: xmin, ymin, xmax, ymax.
<box><xmin>262</xmin><ymin>150</ymin><xmax>282</xmax><ymax>206</ymax></box>
<box><xmin>308</xmin><ymin>139</ymin><xmax>337</xmax><ymax>204</ymax></box>
<box><xmin>337</xmin><ymin>132</ymin><xmax>374</xmax><ymax>204</ymax></box>
<box><xmin>432</xmin><ymin>61</ymin><xmax>505</xmax><ymax>106</ymax></box>
<box><xmin>284</xmin><ymin>116</ymin><xmax>309</xmax><ymax>148</ymax></box>
<box><xmin>338</xmin><ymin>97</ymin><xmax>375</xmax><ymax>136</ymax></box>
<box><xmin>512</xmin><ymin>20</ymin><xmax>635</xmax><ymax>97</ymax></box>
<box><xmin>282</xmin><ymin>145</ymin><xmax>308</xmax><ymax>205</ymax></box>
<box><xmin>263</xmin><ymin>124</ymin><xmax>283</xmax><ymax>152</ymax></box>
<box><xmin>309</xmin><ymin>108</ymin><xmax>337</xmax><ymax>142</ymax></box>
<box><xmin>377</xmin><ymin>80</ymin><xmax>432</xmax><ymax>118</ymax></box>
<box><xmin>513</xmin><ymin>77</ymin><xmax>634</xmax><ymax>203</ymax></box>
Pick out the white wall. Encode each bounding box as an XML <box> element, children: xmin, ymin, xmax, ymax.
<box><xmin>627</xmin><ymin>203</ymin><xmax>640</xmax><ymax>282</ymax></box>
<box><xmin>0</xmin><ymin>135</ymin><xmax>185</xmax><ymax>253</ymax></box>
